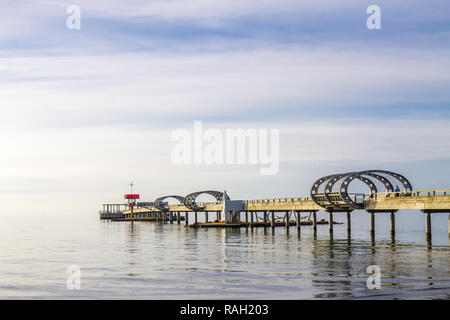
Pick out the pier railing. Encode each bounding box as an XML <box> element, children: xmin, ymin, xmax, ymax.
<box><xmin>364</xmin><ymin>189</ymin><xmax>449</xmax><ymax>199</ymax></box>
<box><xmin>247</xmin><ymin>196</ymin><xmax>312</xmax><ymax>203</ymax></box>
<box><xmin>244</xmin><ymin>189</ymin><xmax>450</xmax><ymax>204</ymax></box>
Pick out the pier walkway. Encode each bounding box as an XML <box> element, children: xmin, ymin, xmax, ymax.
<box><xmin>99</xmin><ymin>170</ymin><xmax>450</xmax><ymax>241</ymax></box>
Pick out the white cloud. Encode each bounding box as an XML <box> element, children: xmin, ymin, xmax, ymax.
<box><xmin>1</xmin><ymin>45</ymin><xmax>450</xmax><ymax>131</ymax></box>
<box><xmin>1</xmin><ymin>0</ymin><xmax>450</xmax><ymax>215</ymax></box>
<box><xmin>0</xmin><ymin>118</ymin><xmax>449</xmax><ymax>215</ymax></box>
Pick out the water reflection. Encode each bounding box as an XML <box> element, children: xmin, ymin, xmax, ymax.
<box><xmin>0</xmin><ymin>213</ymin><xmax>448</xmax><ymax>299</ymax></box>
<box><xmin>426</xmin><ymin>234</ymin><xmax>432</xmax><ymax>249</ymax></box>
<box><xmin>119</xmin><ymin>219</ymin><xmax>449</xmax><ymax>299</ymax></box>
<box><xmin>391</xmin><ymin>232</ymin><xmax>396</xmax><ymax>246</ymax></box>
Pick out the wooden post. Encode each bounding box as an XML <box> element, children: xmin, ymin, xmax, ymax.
<box><xmin>177</xmin><ymin>212</ymin><xmax>180</xmax><ymax>224</ymax></box>
<box><xmin>194</xmin><ymin>211</ymin><xmax>198</xmax><ymax>224</ymax></box>
<box><xmin>296</xmin><ymin>211</ymin><xmax>301</xmax><ymax>233</ymax></box>
<box><xmin>271</xmin><ymin>211</ymin><xmax>275</xmax><ymax>228</ymax></box>
<box><xmin>185</xmin><ymin>212</ymin><xmax>189</xmax><ymax>225</ymax></box>
<box><xmin>448</xmin><ymin>214</ymin><xmax>450</xmax><ymax>238</ymax></box>
<box><xmin>425</xmin><ymin>212</ymin><xmax>432</xmax><ymax>237</ymax></box>
<box><xmin>250</xmin><ymin>211</ymin><xmax>254</xmax><ymax>226</ymax></box>
<box><xmin>285</xmin><ymin>211</ymin><xmax>290</xmax><ymax>228</ymax></box>
<box><xmin>370</xmin><ymin>211</ymin><xmax>375</xmax><ymax>235</ymax></box>
<box><xmin>328</xmin><ymin>211</ymin><xmax>333</xmax><ymax>233</ymax></box>
<box><xmin>205</xmin><ymin>212</ymin><xmax>209</xmax><ymax>223</ymax></box>
<box><xmin>390</xmin><ymin>211</ymin><xmax>396</xmax><ymax>235</ymax></box>
<box><xmin>264</xmin><ymin>211</ymin><xmax>268</xmax><ymax>226</ymax></box>
<box><xmin>245</xmin><ymin>212</ymin><xmax>248</xmax><ymax>224</ymax></box>
<box><xmin>312</xmin><ymin>211</ymin><xmax>317</xmax><ymax>231</ymax></box>
<box><xmin>346</xmin><ymin>212</ymin><xmax>351</xmax><ymax>232</ymax></box>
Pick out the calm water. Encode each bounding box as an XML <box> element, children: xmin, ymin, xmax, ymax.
<box><xmin>0</xmin><ymin>212</ymin><xmax>449</xmax><ymax>299</ymax></box>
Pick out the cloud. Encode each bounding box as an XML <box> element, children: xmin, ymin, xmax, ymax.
<box><xmin>1</xmin><ymin>117</ymin><xmax>449</xmax><ymax>214</ymax></box>
<box><xmin>1</xmin><ymin>45</ymin><xmax>449</xmax><ymax>132</ymax></box>
<box><xmin>2</xmin><ymin>0</ymin><xmax>450</xmax><ymax>54</ymax></box>
<box><xmin>1</xmin><ymin>0</ymin><xmax>450</xmax><ymax>215</ymax></box>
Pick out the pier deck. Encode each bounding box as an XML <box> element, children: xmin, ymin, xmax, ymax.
<box><xmin>100</xmin><ymin>188</ymin><xmax>450</xmax><ymax>240</ymax></box>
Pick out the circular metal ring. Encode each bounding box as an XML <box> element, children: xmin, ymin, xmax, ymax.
<box><xmin>154</xmin><ymin>195</ymin><xmax>185</xmax><ymax>211</ymax></box>
<box><xmin>183</xmin><ymin>190</ymin><xmax>230</xmax><ymax>211</ymax></box>
<box><xmin>311</xmin><ymin>170</ymin><xmax>413</xmax><ymax>210</ymax></box>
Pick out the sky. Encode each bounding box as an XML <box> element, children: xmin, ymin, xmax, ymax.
<box><xmin>1</xmin><ymin>0</ymin><xmax>450</xmax><ymax>215</ymax></box>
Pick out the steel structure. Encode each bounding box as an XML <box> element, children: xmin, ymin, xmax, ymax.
<box><xmin>183</xmin><ymin>190</ymin><xmax>230</xmax><ymax>211</ymax></box>
<box><xmin>154</xmin><ymin>195</ymin><xmax>185</xmax><ymax>211</ymax></box>
<box><xmin>310</xmin><ymin>170</ymin><xmax>412</xmax><ymax>211</ymax></box>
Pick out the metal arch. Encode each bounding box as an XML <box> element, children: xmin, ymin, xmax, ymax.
<box><xmin>339</xmin><ymin>172</ymin><xmax>366</xmax><ymax>209</ymax></box>
<box><xmin>310</xmin><ymin>173</ymin><xmax>348</xmax><ymax>207</ymax></box>
<box><xmin>311</xmin><ymin>172</ymin><xmax>365</xmax><ymax>209</ymax></box>
<box><xmin>324</xmin><ymin>173</ymin><xmax>378</xmax><ymax>210</ymax></box>
<box><xmin>154</xmin><ymin>195</ymin><xmax>185</xmax><ymax>211</ymax></box>
<box><xmin>311</xmin><ymin>170</ymin><xmax>413</xmax><ymax>210</ymax></box>
<box><xmin>339</xmin><ymin>170</ymin><xmax>413</xmax><ymax>209</ymax></box>
<box><xmin>369</xmin><ymin>170</ymin><xmax>412</xmax><ymax>192</ymax></box>
<box><xmin>183</xmin><ymin>190</ymin><xmax>231</xmax><ymax>211</ymax></box>
<box><xmin>321</xmin><ymin>173</ymin><xmax>353</xmax><ymax>210</ymax></box>
<box><xmin>364</xmin><ymin>172</ymin><xmax>394</xmax><ymax>192</ymax></box>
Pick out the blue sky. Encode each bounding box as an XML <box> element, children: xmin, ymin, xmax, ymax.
<box><xmin>0</xmin><ymin>1</ymin><xmax>449</xmax><ymax>214</ymax></box>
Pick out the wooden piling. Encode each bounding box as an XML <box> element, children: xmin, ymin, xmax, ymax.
<box><xmin>185</xmin><ymin>212</ymin><xmax>189</xmax><ymax>225</ymax></box>
<box><xmin>285</xmin><ymin>211</ymin><xmax>290</xmax><ymax>228</ymax></box>
<box><xmin>194</xmin><ymin>212</ymin><xmax>198</xmax><ymax>224</ymax></box>
<box><xmin>177</xmin><ymin>212</ymin><xmax>181</xmax><ymax>224</ymax></box>
<box><xmin>346</xmin><ymin>211</ymin><xmax>351</xmax><ymax>232</ymax></box>
<box><xmin>370</xmin><ymin>211</ymin><xmax>375</xmax><ymax>235</ymax></box>
<box><xmin>390</xmin><ymin>211</ymin><xmax>396</xmax><ymax>235</ymax></box>
<box><xmin>205</xmin><ymin>212</ymin><xmax>209</xmax><ymax>223</ymax></box>
<box><xmin>296</xmin><ymin>211</ymin><xmax>301</xmax><ymax>233</ymax></box>
<box><xmin>425</xmin><ymin>212</ymin><xmax>432</xmax><ymax>237</ymax></box>
<box><xmin>328</xmin><ymin>211</ymin><xmax>333</xmax><ymax>233</ymax></box>
<box><xmin>250</xmin><ymin>211</ymin><xmax>254</xmax><ymax>226</ymax></box>
<box><xmin>312</xmin><ymin>211</ymin><xmax>317</xmax><ymax>231</ymax></box>
<box><xmin>271</xmin><ymin>211</ymin><xmax>275</xmax><ymax>228</ymax></box>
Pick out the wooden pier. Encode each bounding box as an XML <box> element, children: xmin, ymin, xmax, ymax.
<box><xmin>100</xmin><ymin>188</ymin><xmax>450</xmax><ymax>241</ymax></box>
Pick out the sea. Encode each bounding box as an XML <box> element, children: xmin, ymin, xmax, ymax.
<box><xmin>0</xmin><ymin>211</ymin><xmax>449</xmax><ymax>299</ymax></box>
